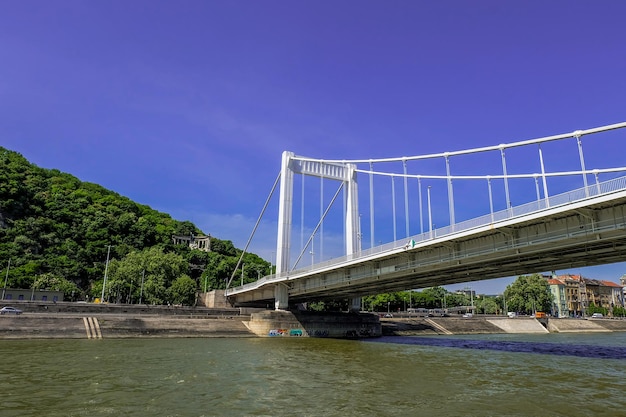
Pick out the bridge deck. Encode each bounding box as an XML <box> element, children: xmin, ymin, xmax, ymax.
<box><xmin>228</xmin><ymin>176</ymin><xmax>626</xmax><ymax>306</ymax></box>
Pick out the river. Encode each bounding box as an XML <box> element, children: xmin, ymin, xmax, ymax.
<box><xmin>1</xmin><ymin>333</ymin><xmax>625</xmax><ymax>416</ymax></box>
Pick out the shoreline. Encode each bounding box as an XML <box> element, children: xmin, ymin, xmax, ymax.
<box><xmin>2</xmin><ymin>301</ymin><xmax>625</xmax><ymax>339</ymax></box>
<box><xmin>2</xmin><ymin>312</ymin><xmax>626</xmax><ymax>339</ymax></box>
<box><xmin>381</xmin><ymin>316</ymin><xmax>626</xmax><ymax>336</ymax></box>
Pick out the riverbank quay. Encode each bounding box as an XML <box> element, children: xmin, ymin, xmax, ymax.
<box><xmin>3</xmin><ymin>300</ymin><xmax>626</xmax><ymax>339</ymax></box>
<box><xmin>381</xmin><ymin>316</ymin><xmax>626</xmax><ymax>336</ymax></box>
<box><xmin>0</xmin><ymin>300</ymin><xmax>250</xmax><ymax>339</ymax></box>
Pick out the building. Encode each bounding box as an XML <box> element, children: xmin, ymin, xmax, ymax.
<box><xmin>620</xmin><ymin>274</ymin><xmax>626</xmax><ymax>303</ymax></box>
<box><xmin>554</xmin><ymin>274</ymin><xmax>624</xmax><ymax>317</ymax></box>
<box><xmin>172</xmin><ymin>234</ymin><xmax>212</xmax><ymax>252</ymax></box>
<box><xmin>584</xmin><ymin>279</ymin><xmax>623</xmax><ymax>311</ymax></box>
<box><xmin>1</xmin><ymin>288</ymin><xmax>64</xmax><ymax>302</ymax></box>
<box><xmin>556</xmin><ymin>274</ymin><xmax>587</xmax><ymax>317</ymax></box>
<box><xmin>547</xmin><ymin>278</ymin><xmax>568</xmax><ymax>318</ymax></box>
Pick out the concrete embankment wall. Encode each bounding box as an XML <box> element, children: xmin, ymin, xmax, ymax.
<box><xmin>382</xmin><ymin>317</ymin><xmax>626</xmax><ymax>336</ymax></box>
<box><xmin>0</xmin><ymin>300</ymin><xmax>250</xmax><ymax>339</ymax></box>
<box><xmin>4</xmin><ymin>301</ymin><xmax>626</xmax><ymax>339</ymax></box>
<box><xmin>0</xmin><ymin>300</ymin><xmax>239</xmax><ymax>317</ymax></box>
<box><xmin>0</xmin><ymin>311</ymin><xmax>382</xmax><ymax>339</ymax></box>
<box><xmin>246</xmin><ymin>310</ymin><xmax>382</xmax><ymax>338</ymax></box>
<box><xmin>0</xmin><ymin>316</ymin><xmax>253</xmax><ymax>339</ymax></box>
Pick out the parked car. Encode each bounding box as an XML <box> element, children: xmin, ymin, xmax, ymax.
<box><xmin>384</xmin><ymin>313</ymin><xmax>393</xmax><ymax>318</ymax></box>
<box><xmin>591</xmin><ymin>313</ymin><xmax>604</xmax><ymax>318</ymax></box>
<box><xmin>462</xmin><ymin>313</ymin><xmax>473</xmax><ymax>318</ymax></box>
<box><xmin>0</xmin><ymin>306</ymin><xmax>23</xmax><ymax>315</ymax></box>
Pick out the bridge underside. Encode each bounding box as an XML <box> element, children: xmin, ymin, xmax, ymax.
<box><xmin>229</xmin><ymin>192</ymin><xmax>626</xmax><ymax>307</ymax></box>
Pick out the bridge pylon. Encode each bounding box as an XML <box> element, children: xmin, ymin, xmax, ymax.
<box><xmin>274</xmin><ymin>151</ymin><xmax>360</xmax><ymax>310</ymax></box>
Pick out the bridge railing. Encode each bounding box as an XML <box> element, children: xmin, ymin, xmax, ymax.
<box><xmin>228</xmin><ymin>173</ymin><xmax>626</xmax><ymax>295</ymax></box>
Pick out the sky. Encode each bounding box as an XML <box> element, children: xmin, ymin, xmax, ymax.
<box><xmin>1</xmin><ymin>1</ymin><xmax>626</xmax><ymax>294</ymax></box>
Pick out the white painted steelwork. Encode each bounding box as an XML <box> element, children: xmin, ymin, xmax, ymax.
<box><xmin>227</xmin><ymin>122</ymin><xmax>626</xmax><ymax>307</ymax></box>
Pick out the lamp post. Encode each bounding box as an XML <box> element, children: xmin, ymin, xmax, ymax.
<box><xmin>139</xmin><ymin>269</ymin><xmax>145</xmax><ymax>305</ymax></box>
<box><xmin>100</xmin><ymin>245</ymin><xmax>112</xmax><ymax>303</ymax></box>
<box><xmin>2</xmin><ymin>259</ymin><xmax>10</xmax><ymax>300</ymax></box>
<box><xmin>427</xmin><ymin>186</ymin><xmax>433</xmax><ymax>239</ymax></box>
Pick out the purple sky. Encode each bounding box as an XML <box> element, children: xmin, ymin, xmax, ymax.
<box><xmin>2</xmin><ymin>1</ymin><xmax>626</xmax><ymax>294</ymax></box>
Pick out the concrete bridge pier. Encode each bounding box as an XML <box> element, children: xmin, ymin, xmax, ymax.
<box><xmin>246</xmin><ymin>310</ymin><xmax>382</xmax><ymax>338</ymax></box>
<box><xmin>274</xmin><ymin>284</ymin><xmax>289</xmax><ymax>310</ymax></box>
<box><xmin>349</xmin><ymin>297</ymin><xmax>362</xmax><ymax>312</ymax></box>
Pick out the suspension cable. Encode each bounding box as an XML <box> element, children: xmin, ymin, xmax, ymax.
<box><xmin>227</xmin><ymin>171</ymin><xmax>281</xmax><ymax>289</ymax></box>
<box><xmin>291</xmin><ymin>182</ymin><xmax>344</xmax><ymax>271</ymax></box>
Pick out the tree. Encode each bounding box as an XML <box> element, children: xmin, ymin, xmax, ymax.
<box><xmin>504</xmin><ymin>274</ymin><xmax>553</xmax><ymax>314</ymax></box>
<box><xmin>0</xmin><ymin>146</ymin><xmax>267</xmax><ymax>303</ymax></box>
<box><xmin>167</xmin><ymin>275</ymin><xmax>197</xmax><ymax>306</ymax></box>
<box><xmin>475</xmin><ymin>296</ymin><xmax>499</xmax><ymax>314</ymax></box>
<box><xmin>32</xmin><ymin>273</ymin><xmax>81</xmax><ymax>300</ymax></box>
<box><xmin>587</xmin><ymin>303</ymin><xmax>608</xmax><ymax>317</ymax></box>
<box><xmin>99</xmin><ymin>247</ymin><xmax>187</xmax><ymax>304</ymax></box>
<box><xmin>363</xmin><ymin>292</ymin><xmax>405</xmax><ymax>312</ymax></box>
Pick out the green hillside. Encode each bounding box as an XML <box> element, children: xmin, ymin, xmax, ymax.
<box><xmin>0</xmin><ymin>147</ymin><xmax>270</xmax><ymax>305</ymax></box>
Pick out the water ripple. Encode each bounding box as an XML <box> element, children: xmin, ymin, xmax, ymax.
<box><xmin>368</xmin><ymin>335</ymin><xmax>626</xmax><ymax>359</ymax></box>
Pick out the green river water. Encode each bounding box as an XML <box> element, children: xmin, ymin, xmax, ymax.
<box><xmin>1</xmin><ymin>333</ymin><xmax>625</xmax><ymax>417</ymax></box>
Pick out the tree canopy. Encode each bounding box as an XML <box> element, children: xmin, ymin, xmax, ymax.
<box><xmin>504</xmin><ymin>274</ymin><xmax>553</xmax><ymax>314</ymax></box>
<box><xmin>0</xmin><ymin>147</ymin><xmax>270</xmax><ymax>305</ymax></box>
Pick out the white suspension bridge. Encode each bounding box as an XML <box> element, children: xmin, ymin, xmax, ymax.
<box><xmin>225</xmin><ymin>122</ymin><xmax>626</xmax><ymax>311</ymax></box>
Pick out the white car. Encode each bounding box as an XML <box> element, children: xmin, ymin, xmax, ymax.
<box><xmin>0</xmin><ymin>306</ymin><xmax>23</xmax><ymax>315</ymax></box>
<box><xmin>591</xmin><ymin>313</ymin><xmax>604</xmax><ymax>318</ymax></box>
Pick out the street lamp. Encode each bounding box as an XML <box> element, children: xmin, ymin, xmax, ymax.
<box><xmin>139</xmin><ymin>270</ymin><xmax>145</xmax><ymax>304</ymax></box>
<box><xmin>427</xmin><ymin>186</ymin><xmax>433</xmax><ymax>239</ymax></box>
<box><xmin>2</xmin><ymin>259</ymin><xmax>10</xmax><ymax>300</ymax></box>
<box><xmin>100</xmin><ymin>245</ymin><xmax>112</xmax><ymax>303</ymax></box>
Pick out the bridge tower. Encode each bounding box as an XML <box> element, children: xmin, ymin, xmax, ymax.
<box><xmin>275</xmin><ymin>151</ymin><xmax>360</xmax><ymax>310</ymax></box>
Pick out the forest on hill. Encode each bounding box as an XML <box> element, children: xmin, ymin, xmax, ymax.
<box><xmin>0</xmin><ymin>147</ymin><xmax>270</xmax><ymax>305</ymax></box>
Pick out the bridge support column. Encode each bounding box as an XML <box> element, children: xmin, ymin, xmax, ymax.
<box><xmin>349</xmin><ymin>297</ymin><xmax>362</xmax><ymax>312</ymax></box>
<box><xmin>274</xmin><ymin>284</ymin><xmax>289</xmax><ymax>310</ymax></box>
<box><xmin>276</xmin><ymin>151</ymin><xmax>295</xmax><ymax>276</ymax></box>
<box><xmin>345</xmin><ymin>163</ymin><xmax>360</xmax><ymax>256</ymax></box>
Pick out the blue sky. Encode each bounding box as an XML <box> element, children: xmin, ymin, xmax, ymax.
<box><xmin>1</xmin><ymin>1</ymin><xmax>625</xmax><ymax>294</ymax></box>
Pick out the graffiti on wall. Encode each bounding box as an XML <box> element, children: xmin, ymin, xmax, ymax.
<box><xmin>268</xmin><ymin>328</ymin><xmax>304</xmax><ymax>337</ymax></box>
